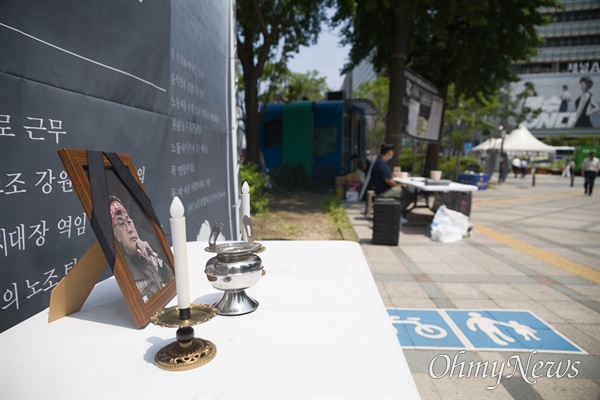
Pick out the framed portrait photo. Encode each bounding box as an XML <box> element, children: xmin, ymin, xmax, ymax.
<box><xmin>58</xmin><ymin>148</ymin><xmax>176</xmax><ymax>328</ymax></box>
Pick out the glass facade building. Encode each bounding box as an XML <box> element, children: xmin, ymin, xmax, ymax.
<box><xmin>515</xmin><ymin>0</ymin><xmax>599</xmax><ymax>75</ymax></box>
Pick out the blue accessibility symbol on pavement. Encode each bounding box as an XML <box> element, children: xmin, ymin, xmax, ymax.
<box><xmin>445</xmin><ymin>310</ymin><xmax>584</xmax><ymax>353</ymax></box>
<box><xmin>387</xmin><ymin>309</ymin><xmax>465</xmax><ymax>349</ymax></box>
<box><xmin>387</xmin><ymin>309</ymin><xmax>585</xmax><ymax>354</ymax></box>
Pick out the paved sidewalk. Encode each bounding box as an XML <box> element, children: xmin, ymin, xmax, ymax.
<box><xmin>345</xmin><ymin>173</ymin><xmax>600</xmax><ymax>400</ymax></box>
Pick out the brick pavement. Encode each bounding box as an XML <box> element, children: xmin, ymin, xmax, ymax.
<box><xmin>345</xmin><ymin>173</ymin><xmax>600</xmax><ymax>400</ymax></box>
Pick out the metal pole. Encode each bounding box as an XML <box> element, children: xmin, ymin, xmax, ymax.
<box><xmin>531</xmin><ymin>159</ymin><xmax>536</xmax><ymax>187</ymax></box>
<box><xmin>570</xmin><ymin>161</ymin><xmax>574</xmax><ymax>187</ymax></box>
<box><xmin>498</xmin><ymin>126</ymin><xmax>506</xmax><ymax>183</ymax></box>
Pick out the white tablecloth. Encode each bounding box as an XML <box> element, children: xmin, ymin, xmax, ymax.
<box><xmin>394</xmin><ymin>177</ymin><xmax>479</xmax><ymax>192</ymax></box>
<box><xmin>1</xmin><ymin>240</ymin><xmax>420</xmax><ymax>400</ymax></box>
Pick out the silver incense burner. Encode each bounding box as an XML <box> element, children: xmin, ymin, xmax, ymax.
<box><xmin>204</xmin><ymin>217</ymin><xmax>265</xmax><ymax>316</ymax></box>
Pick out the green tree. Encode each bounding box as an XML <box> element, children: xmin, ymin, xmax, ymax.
<box><xmin>408</xmin><ymin>0</ymin><xmax>560</xmax><ymax>174</ymax></box>
<box><xmin>443</xmin><ymin>84</ymin><xmax>497</xmax><ymax>176</ymax></box>
<box><xmin>442</xmin><ymin>83</ymin><xmax>545</xmax><ymax>177</ymax></box>
<box><xmin>256</xmin><ymin>61</ymin><xmax>293</xmax><ymax>106</ymax></box>
<box><xmin>490</xmin><ymin>83</ymin><xmax>544</xmax><ymax>137</ymax></box>
<box><xmin>266</xmin><ymin>69</ymin><xmax>331</xmax><ymax>103</ymax></box>
<box><xmin>513</xmin><ymin>81</ymin><xmax>544</xmax><ymax>126</ymax></box>
<box><xmin>331</xmin><ymin>0</ymin><xmax>560</xmax><ymax>173</ymax></box>
<box><xmin>236</xmin><ymin>0</ymin><xmax>328</xmax><ymax>165</ymax></box>
<box><xmin>331</xmin><ymin>0</ymin><xmax>426</xmax><ymax>166</ymax></box>
<box><xmin>354</xmin><ymin>75</ymin><xmax>389</xmax><ymax>151</ymax></box>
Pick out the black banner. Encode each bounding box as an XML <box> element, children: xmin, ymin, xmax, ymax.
<box><xmin>0</xmin><ymin>0</ymin><xmax>236</xmax><ymax>332</ymax></box>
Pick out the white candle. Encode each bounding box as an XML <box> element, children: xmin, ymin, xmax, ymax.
<box><xmin>241</xmin><ymin>181</ymin><xmax>250</xmax><ymax>242</ymax></box>
<box><xmin>169</xmin><ymin>196</ymin><xmax>190</xmax><ymax>310</ymax></box>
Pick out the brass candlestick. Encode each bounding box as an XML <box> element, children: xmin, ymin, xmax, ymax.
<box><xmin>150</xmin><ymin>303</ymin><xmax>217</xmax><ymax>371</ymax></box>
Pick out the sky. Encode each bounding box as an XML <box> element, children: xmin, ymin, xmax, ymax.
<box><xmin>286</xmin><ymin>24</ymin><xmax>350</xmax><ymax>91</ymax></box>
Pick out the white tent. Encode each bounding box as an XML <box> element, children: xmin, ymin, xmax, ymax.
<box><xmin>502</xmin><ymin>124</ymin><xmax>556</xmax><ymax>155</ymax></box>
<box><xmin>472</xmin><ymin>137</ymin><xmax>502</xmax><ymax>151</ymax></box>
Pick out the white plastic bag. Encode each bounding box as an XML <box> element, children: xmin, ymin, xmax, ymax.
<box><xmin>430</xmin><ymin>205</ymin><xmax>469</xmax><ymax>243</ymax></box>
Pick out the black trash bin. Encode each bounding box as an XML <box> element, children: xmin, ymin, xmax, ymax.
<box><xmin>372</xmin><ymin>198</ymin><xmax>401</xmax><ymax>245</ymax></box>
<box><xmin>432</xmin><ymin>192</ymin><xmax>473</xmax><ymax>216</ymax></box>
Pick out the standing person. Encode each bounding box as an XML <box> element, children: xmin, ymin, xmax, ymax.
<box><xmin>370</xmin><ymin>143</ymin><xmax>414</xmax><ymax>223</ymax></box>
<box><xmin>520</xmin><ymin>159</ymin><xmax>528</xmax><ymax>178</ymax></box>
<box><xmin>574</xmin><ymin>77</ymin><xmax>599</xmax><ymax>128</ymax></box>
<box><xmin>559</xmin><ymin>85</ymin><xmax>571</xmax><ymax>112</ymax></box>
<box><xmin>512</xmin><ymin>157</ymin><xmax>521</xmax><ymax>178</ymax></box>
<box><xmin>110</xmin><ymin>195</ymin><xmax>174</xmax><ymax>302</ymax></box>
<box><xmin>582</xmin><ymin>151</ymin><xmax>600</xmax><ymax>196</ymax></box>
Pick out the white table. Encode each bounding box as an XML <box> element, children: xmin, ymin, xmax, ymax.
<box><xmin>394</xmin><ymin>177</ymin><xmax>478</xmax><ymax>215</ymax></box>
<box><xmin>394</xmin><ymin>177</ymin><xmax>479</xmax><ymax>193</ymax></box>
<box><xmin>1</xmin><ymin>241</ymin><xmax>420</xmax><ymax>400</ymax></box>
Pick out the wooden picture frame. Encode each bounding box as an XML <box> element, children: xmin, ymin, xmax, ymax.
<box><xmin>57</xmin><ymin>149</ymin><xmax>176</xmax><ymax>328</ymax></box>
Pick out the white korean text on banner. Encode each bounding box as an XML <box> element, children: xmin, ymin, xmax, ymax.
<box><xmin>0</xmin><ymin>0</ymin><xmax>236</xmax><ymax>332</ymax></box>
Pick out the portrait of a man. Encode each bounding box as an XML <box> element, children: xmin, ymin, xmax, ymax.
<box><xmin>109</xmin><ymin>195</ymin><xmax>174</xmax><ymax>303</ymax></box>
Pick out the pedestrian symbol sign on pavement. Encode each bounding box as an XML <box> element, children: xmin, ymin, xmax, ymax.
<box><xmin>388</xmin><ymin>309</ymin><xmax>585</xmax><ymax>354</ymax></box>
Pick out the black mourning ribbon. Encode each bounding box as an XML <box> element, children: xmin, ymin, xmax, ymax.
<box><xmin>104</xmin><ymin>152</ymin><xmax>164</xmax><ymax>235</ymax></box>
<box><xmin>87</xmin><ymin>150</ymin><xmax>116</xmax><ymax>271</ymax></box>
<box><xmin>87</xmin><ymin>151</ymin><xmax>165</xmax><ymax>272</ymax></box>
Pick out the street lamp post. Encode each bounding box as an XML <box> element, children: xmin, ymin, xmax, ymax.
<box><xmin>498</xmin><ymin>125</ymin><xmax>506</xmax><ymax>183</ymax></box>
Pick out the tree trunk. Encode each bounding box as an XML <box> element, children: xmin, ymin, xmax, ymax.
<box><xmin>385</xmin><ymin>6</ymin><xmax>416</xmax><ymax>168</ymax></box>
<box><xmin>243</xmin><ymin>70</ymin><xmax>261</xmax><ymax>166</ymax></box>
<box><xmin>423</xmin><ymin>87</ymin><xmax>448</xmax><ymax>177</ymax></box>
<box><xmin>423</xmin><ymin>144</ymin><xmax>439</xmax><ymax>177</ymax></box>
<box><xmin>455</xmin><ymin>149</ymin><xmax>462</xmax><ymax>179</ymax></box>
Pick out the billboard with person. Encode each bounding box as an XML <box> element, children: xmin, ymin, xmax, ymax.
<box><xmin>511</xmin><ymin>72</ymin><xmax>600</xmax><ymax>132</ymax></box>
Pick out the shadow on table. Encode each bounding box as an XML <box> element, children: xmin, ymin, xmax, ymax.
<box><xmin>62</xmin><ymin>278</ymin><xmax>140</xmax><ymax>330</ymax></box>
